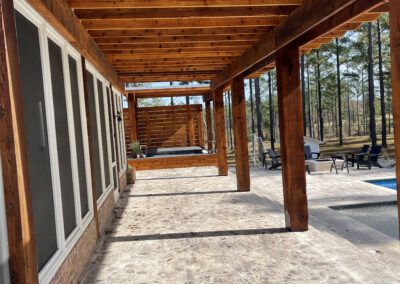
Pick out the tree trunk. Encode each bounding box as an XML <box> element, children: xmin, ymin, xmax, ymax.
<box><xmin>306</xmin><ymin>56</ymin><xmax>313</xmax><ymax>138</ymax></box>
<box><xmin>249</xmin><ymin>79</ymin><xmax>256</xmax><ymax>134</ymax></box>
<box><xmin>301</xmin><ymin>55</ymin><xmax>307</xmax><ymax>136</ymax></box>
<box><xmin>335</xmin><ymin>38</ymin><xmax>343</xmax><ymax>145</ymax></box>
<box><xmin>346</xmin><ymin>64</ymin><xmax>351</xmax><ymax>136</ymax></box>
<box><xmin>316</xmin><ymin>50</ymin><xmax>323</xmax><ymax>141</ymax></box>
<box><xmin>254</xmin><ymin>77</ymin><xmax>264</xmax><ymax>139</ymax></box>
<box><xmin>367</xmin><ymin>22</ymin><xmax>377</xmax><ymax>146</ymax></box>
<box><xmin>268</xmin><ymin>72</ymin><xmax>275</xmax><ymax>150</ymax></box>
<box><xmin>377</xmin><ymin>19</ymin><xmax>387</xmax><ymax>147</ymax></box>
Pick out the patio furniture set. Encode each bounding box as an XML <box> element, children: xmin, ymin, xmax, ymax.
<box><xmin>259</xmin><ymin>138</ymin><xmax>383</xmax><ymax>174</ymax></box>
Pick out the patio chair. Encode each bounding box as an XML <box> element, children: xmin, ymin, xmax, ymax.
<box><xmin>258</xmin><ymin>137</ymin><xmax>268</xmax><ymax>168</ymax></box>
<box><xmin>357</xmin><ymin>145</ymin><xmax>383</xmax><ymax>170</ymax></box>
<box><xmin>348</xmin><ymin>144</ymin><xmax>369</xmax><ymax>167</ymax></box>
<box><xmin>267</xmin><ymin>149</ymin><xmax>282</xmax><ymax>170</ymax></box>
<box><xmin>304</xmin><ymin>145</ymin><xmax>320</xmax><ymax>160</ymax></box>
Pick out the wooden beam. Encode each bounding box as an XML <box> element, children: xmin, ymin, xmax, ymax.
<box><xmin>211</xmin><ymin>0</ymin><xmax>380</xmax><ymax>90</ymax></box>
<box><xmin>213</xmin><ymin>88</ymin><xmax>228</xmax><ymax>176</ymax></box>
<box><xmin>98</xmin><ymin>41</ymin><xmax>254</xmax><ymax>50</ymax></box>
<box><xmin>0</xmin><ymin>0</ymin><xmax>38</xmax><ymax>282</ymax></box>
<box><xmin>127</xmin><ymin>93</ymin><xmax>138</xmax><ymax>141</ymax></box>
<box><xmin>81</xmin><ymin>57</ymin><xmax>100</xmax><ymax>238</ymax></box>
<box><xmin>26</xmin><ymin>0</ymin><xmax>123</xmax><ymax>91</ymax></box>
<box><xmin>276</xmin><ymin>44</ymin><xmax>308</xmax><ymax>231</ymax></box>
<box><xmin>231</xmin><ymin>77</ymin><xmax>250</xmax><ymax>192</ymax></box>
<box><xmin>205</xmin><ymin>100</ymin><xmax>213</xmax><ymax>150</ymax></box>
<box><xmin>68</xmin><ymin>0</ymin><xmax>302</xmax><ymax>9</ymax></box>
<box><xmin>388</xmin><ymin>0</ymin><xmax>400</xmax><ymax>239</ymax></box>
<box><xmin>129</xmin><ymin>86</ymin><xmax>210</xmax><ymax>98</ymax></box>
<box><xmin>233</xmin><ymin>0</ymin><xmax>385</xmax><ymax>84</ymax></box>
<box><xmin>82</xmin><ymin>17</ymin><xmax>285</xmax><ymax>30</ymax></box>
<box><xmin>75</xmin><ymin>6</ymin><xmax>297</xmax><ymax>19</ymax></box>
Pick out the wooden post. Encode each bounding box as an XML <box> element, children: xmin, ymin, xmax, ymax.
<box><xmin>0</xmin><ymin>0</ymin><xmax>39</xmax><ymax>282</ymax></box>
<box><xmin>276</xmin><ymin>44</ymin><xmax>308</xmax><ymax>232</ymax></box>
<box><xmin>81</xmin><ymin>57</ymin><xmax>100</xmax><ymax>238</ymax></box>
<box><xmin>389</xmin><ymin>0</ymin><xmax>400</xmax><ymax>239</ymax></box>
<box><xmin>205</xmin><ymin>100</ymin><xmax>213</xmax><ymax>150</ymax></box>
<box><xmin>213</xmin><ymin>88</ymin><xmax>228</xmax><ymax>176</ymax></box>
<box><xmin>231</xmin><ymin>76</ymin><xmax>250</xmax><ymax>192</ymax></box>
<box><xmin>127</xmin><ymin>93</ymin><xmax>138</xmax><ymax>141</ymax></box>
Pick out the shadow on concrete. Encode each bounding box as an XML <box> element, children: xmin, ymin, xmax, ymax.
<box><xmin>129</xmin><ymin>190</ymin><xmax>237</xmax><ymax>198</ymax></box>
<box><xmin>136</xmin><ymin>174</ymin><xmax>220</xmax><ymax>181</ymax></box>
<box><xmin>107</xmin><ymin>227</ymin><xmax>289</xmax><ymax>242</ymax></box>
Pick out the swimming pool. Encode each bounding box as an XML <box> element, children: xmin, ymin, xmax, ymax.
<box><xmin>365</xmin><ymin>178</ymin><xmax>397</xmax><ymax>190</ymax></box>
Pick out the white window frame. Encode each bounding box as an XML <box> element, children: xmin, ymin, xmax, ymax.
<box><xmin>14</xmin><ymin>1</ymin><xmax>95</xmax><ymax>283</ymax></box>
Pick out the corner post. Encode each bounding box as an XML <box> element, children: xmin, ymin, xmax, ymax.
<box><xmin>389</xmin><ymin>0</ymin><xmax>400</xmax><ymax>239</ymax></box>
<box><xmin>0</xmin><ymin>0</ymin><xmax>39</xmax><ymax>282</ymax></box>
<box><xmin>276</xmin><ymin>44</ymin><xmax>308</xmax><ymax>231</ymax></box>
<box><xmin>231</xmin><ymin>76</ymin><xmax>250</xmax><ymax>192</ymax></box>
<box><xmin>213</xmin><ymin>88</ymin><xmax>228</xmax><ymax>176</ymax></box>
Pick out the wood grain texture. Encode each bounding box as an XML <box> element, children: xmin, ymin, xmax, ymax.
<box><xmin>128</xmin><ymin>154</ymin><xmax>217</xmax><ymax>171</ymax></box>
<box><xmin>127</xmin><ymin>93</ymin><xmax>138</xmax><ymax>141</ymax></box>
<box><xmin>276</xmin><ymin>45</ymin><xmax>308</xmax><ymax>232</ymax></box>
<box><xmin>0</xmin><ymin>0</ymin><xmax>38</xmax><ymax>282</ymax></box>
<box><xmin>231</xmin><ymin>77</ymin><xmax>250</xmax><ymax>192</ymax></box>
<box><xmin>213</xmin><ymin>88</ymin><xmax>228</xmax><ymax>176</ymax></box>
<box><xmin>388</xmin><ymin>0</ymin><xmax>400</xmax><ymax>239</ymax></box>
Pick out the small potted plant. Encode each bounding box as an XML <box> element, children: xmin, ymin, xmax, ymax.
<box><xmin>129</xmin><ymin>140</ymin><xmax>141</xmax><ymax>158</ymax></box>
<box><xmin>126</xmin><ymin>165</ymin><xmax>136</xmax><ymax>184</ymax></box>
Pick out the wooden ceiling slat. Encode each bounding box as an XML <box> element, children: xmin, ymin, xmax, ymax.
<box><xmin>82</xmin><ymin>17</ymin><xmax>286</xmax><ymax>30</ymax></box>
<box><xmin>97</xmin><ymin>41</ymin><xmax>255</xmax><ymax>49</ymax></box>
<box><xmin>68</xmin><ymin>0</ymin><xmax>302</xmax><ymax>9</ymax></box>
<box><xmin>103</xmin><ymin>47</ymin><xmax>248</xmax><ymax>54</ymax></box>
<box><xmin>94</xmin><ymin>34</ymin><xmax>262</xmax><ymax>44</ymax></box>
<box><xmin>107</xmin><ymin>52</ymin><xmax>242</xmax><ymax>60</ymax></box>
<box><xmin>89</xmin><ymin>27</ymin><xmax>270</xmax><ymax>38</ymax></box>
<box><xmin>75</xmin><ymin>6</ymin><xmax>297</xmax><ymax>19</ymax></box>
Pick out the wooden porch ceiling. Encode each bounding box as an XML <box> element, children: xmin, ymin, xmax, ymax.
<box><xmin>126</xmin><ymin>85</ymin><xmax>211</xmax><ymax>99</ymax></box>
<box><xmin>67</xmin><ymin>0</ymin><xmax>388</xmax><ymax>84</ymax></box>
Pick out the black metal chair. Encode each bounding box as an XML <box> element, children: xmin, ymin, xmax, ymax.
<box><xmin>348</xmin><ymin>144</ymin><xmax>369</xmax><ymax>167</ymax></box>
<box><xmin>304</xmin><ymin>145</ymin><xmax>320</xmax><ymax>160</ymax></box>
<box><xmin>357</xmin><ymin>145</ymin><xmax>383</xmax><ymax>170</ymax></box>
<box><xmin>267</xmin><ymin>149</ymin><xmax>282</xmax><ymax>170</ymax></box>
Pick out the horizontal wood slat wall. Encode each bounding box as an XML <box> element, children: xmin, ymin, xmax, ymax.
<box><xmin>124</xmin><ymin>105</ymin><xmax>204</xmax><ymax>150</ymax></box>
<box><xmin>128</xmin><ymin>154</ymin><xmax>217</xmax><ymax>171</ymax></box>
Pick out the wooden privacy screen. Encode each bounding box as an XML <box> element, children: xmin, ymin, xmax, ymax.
<box><xmin>124</xmin><ymin>105</ymin><xmax>205</xmax><ymax>150</ymax></box>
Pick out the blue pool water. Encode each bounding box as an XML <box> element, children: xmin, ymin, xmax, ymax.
<box><xmin>365</xmin><ymin>178</ymin><xmax>397</xmax><ymax>190</ymax></box>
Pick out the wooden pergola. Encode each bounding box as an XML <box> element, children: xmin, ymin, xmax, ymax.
<box><xmin>1</xmin><ymin>0</ymin><xmax>400</xmax><ymax>282</ymax></box>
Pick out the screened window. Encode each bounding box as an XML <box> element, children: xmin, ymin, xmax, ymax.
<box><xmin>15</xmin><ymin>11</ymin><xmax>58</xmax><ymax>271</ymax></box>
<box><xmin>68</xmin><ymin>56</ymin><xmax>89</xmax><ymax>217</ymax></box>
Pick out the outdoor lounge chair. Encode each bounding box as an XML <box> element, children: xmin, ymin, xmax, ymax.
<box><xmin>304</xmin><ymin>145</ymin><xmax>320</xmax><ymax>160</ymax></box>
<box><xmin>267</xmin><ymin>149</ymin><xmax>282</xmax><ymax>170</ymax></box>
<box><xmin>357</xmin><ymin>145</ymin><xmax>383</xmax><ymax>170</ymax></box>
<box><xmin>348</xmin><ymin>144</ymin><xmax>370</xmax><ymax>167</ymax></box>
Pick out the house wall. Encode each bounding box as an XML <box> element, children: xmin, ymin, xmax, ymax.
<box><xmin>7</xmin><ymin>1</ymin><xmax>128</xmax><ymax>283</ymax></box>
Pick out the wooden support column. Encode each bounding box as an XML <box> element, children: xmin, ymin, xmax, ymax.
<box><xmin>0</xmin><ymin>0</ymin><xmax>39</xmax><ymax>282</ymax></box>
<box><xmin>389</xmin><ymin>0</ymin><xmax>400</xmax><ymax>239</ymax></box>
<box><xmin>205</xmin><ymin>100</ymin><xmax>213</xmax><ymax>150</ymax></box>
<box><xmin>81</xmin><ymin>57</ymin><xmax>100</xmax><ymax>238</ymax></box>
<box><xmin>276</xmin><ymin>44</ymin><xmax>308</xmax><ymax>232</ymax></box>
<box><xmin>213</xmin><ymin>88</ymin><xmax>228</xmax><ymax>176</ymax></box>
<box><xmin>127</xmin><ymin>93</ymin><xmax>138</xmax><ymax>141</ymax></box>
<box><xmin>231</xmin><ymin>76</ymin><xmax>250</xmax><ymax>192</ymax></box>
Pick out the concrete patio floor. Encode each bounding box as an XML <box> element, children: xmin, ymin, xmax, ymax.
<box><xmin>82</xmin><ymin>166</ymin><xmax>400</xmax><ymax>283</ymax></box>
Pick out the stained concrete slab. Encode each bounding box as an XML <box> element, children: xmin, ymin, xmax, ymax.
<box><xmin>82</xmin><ymin>166</ymin><xmax>400</xmax><ymax>283</ymax></box>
